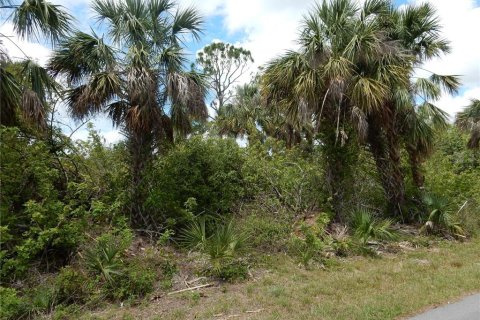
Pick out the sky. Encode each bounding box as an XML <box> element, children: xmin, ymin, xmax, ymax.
<box><xmin>1</xmin><ymin>0</ymin><xmax>479</xmax><ymax>143</ymax></box>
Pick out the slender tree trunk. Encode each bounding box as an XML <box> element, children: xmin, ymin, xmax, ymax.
<box><xmin>322</xmin><ymin>125</ymin><xmax>355</xmax><ymax>223</ymax></box>
<box><xmin>406</xmin><ymin>145</ymin><xmax>425</xmax><ymax>189</ymax></box>
<box><xmin>127</xmin><ymin>129</ymin><xmax>155</xmax><ymax>228</ymax></box>
<box><xmin>367</xmin><ymin>118</ymin><xmax>405</xmax><ymax>218</ymax></box>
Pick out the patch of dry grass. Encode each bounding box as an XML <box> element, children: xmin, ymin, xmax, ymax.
<box><xmin>80</xmin><ymin>238</ymin><xmax>480</xmax><ymax>320</ymax></box>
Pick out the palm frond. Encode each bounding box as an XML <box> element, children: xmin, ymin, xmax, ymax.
<box><xmin>429</xmin><ymin>74</ymin><xmax>461</xmax><ymax>95</ymax></box>
<box><xmin>0</xmin><ymin>66</ymin><xmax>21</xmax><ymax>126</ymax></box>
<box><xmin>12</xmin><ymin>0</ymin><xmax>72</xmax><ymax>44</ymax></box>
<box><xmin>172</xmin><ymin>6</ymin><xmax>203</xmax><ymax>42</ymax></box>
<box><xmin>49</xmin><ymin>31</ymin><xmax>116</xmax><ymax>85</ymax></box>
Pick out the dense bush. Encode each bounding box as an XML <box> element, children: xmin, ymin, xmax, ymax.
<box><xmin>424</xmin><ymin>128</ymin><xmax>480</xmax><ymax>206</ymax></box>
<box><xmin>145</xmin><ymin>137</ymin><xmax>247</xmax><ymax>228</ymax></box>
<box><xmin>0</xmin><ymin>127</ymin><xmax>87</xmax><ymax>279</ymax></box>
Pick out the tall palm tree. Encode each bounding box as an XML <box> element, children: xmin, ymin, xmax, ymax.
<box><xmin>262</xmin><ymin>0</ymin><xmax>410</xmax><ymax>221</ymax></box>
<box><xmin>49</xmin><ymin>0</ymin><xmax>207</xmax><ymax>226</ymax></box>
<box><xmin>381</xmin><ymin>2</ymin><xmax>460</xmax><ymax>203</ymax></box>
<box><xmin>0</xmin><ymin>0</ymin><xmax>71</xmax><ymax>129</ymax></box>
<box><xmin>456</xmin><ymin>99</ymin><xmax>480</xmax><ymax>167</ymax></box>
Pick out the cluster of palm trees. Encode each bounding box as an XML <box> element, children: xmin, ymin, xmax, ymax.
<box><xmin>1</xmin><ymin>0</ymin><xmax>478</xmax><ymax>225</ymax></box>
<box><xmin>258</xmin><ymin>0</ymin><xmax>463</xmax><ymax>221</ymax></box>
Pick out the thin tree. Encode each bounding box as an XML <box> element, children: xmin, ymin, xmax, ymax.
<box><xmin>196</xmin><ymin>41</ymin><xmax>253</xmax><ymax>115</ymax></box>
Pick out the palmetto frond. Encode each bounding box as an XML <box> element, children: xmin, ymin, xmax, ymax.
<box><xmin>168</xmin><ymin>70</ymin><xmax>207</xmax><ymax>136</ymax></box>
<box><xmin>49</xmin><ymin>31</ymin><xmax>116</xmax><ymax>85</ymax></box>
<box><xmin>396</xmin><ymin>2</ymin><xmax>450</xmax><ymax>62</ymax></box>
<box><xmin>12</xmin><ymin>0</ymin><xmax>72</xmax><ymax>44</ymax></box>
<box><xmin>1</xmin><ymin>60</ymin><xmax>58</xmax><ymax>128</ymax></box>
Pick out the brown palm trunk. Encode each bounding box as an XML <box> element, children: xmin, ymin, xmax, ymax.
<box><xmin>406</xmin><ymin>146</ymin><xmax>425</xmax><ymax>189</ymax></box>
<box><xmin>128</xmin><ymin>129</ymin><xmax>155</xmax><ymax>228</ymax></box>
<box><xmin>322</xmin><ymin>125</ymin><xmax>355</xmax><ymax>223</ymax></box>
<box><xmin>367</xmin><ymin>118</ymin><xmax>405</xmax><ymax>218</ymax></box>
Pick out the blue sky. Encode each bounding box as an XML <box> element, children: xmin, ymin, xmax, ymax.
<box><xmin>1</xmin><ymin>0</ymin><xmax>479</xmax><ymax>143</ymax></box>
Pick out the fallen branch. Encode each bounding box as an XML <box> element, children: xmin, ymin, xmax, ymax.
<box><xmin>187</xmin><ymin>276</ymin><xmax>207</xmax><ymax>285</ymax></box>
<box><xmin>246</xmin><ymin>308</ymin><xmax>264</xmax><ymax>313</ymax></box>
<box><xmin>167</xmin><ymin>283</ymin><xmax>213</xmax><ymax>295</ymax></box>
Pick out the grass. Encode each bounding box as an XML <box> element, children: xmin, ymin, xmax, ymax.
<box><xmin>79</xmin><ymin>238</ymin><xmax>480</xmax><ymax>320</ymax></box>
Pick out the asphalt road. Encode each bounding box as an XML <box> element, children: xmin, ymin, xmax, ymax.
<box><xmin>409</xmin><ymin>294</ymin><xmax>480</xmax><ymax>320</ymax></box>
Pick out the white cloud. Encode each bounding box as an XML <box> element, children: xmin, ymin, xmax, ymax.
<box><xmin>434</xmin><ymin>87</ymin><xmax>480</xmax><ymax>121</ymax></box>
<box><xmin>0</xmin><ymin>22</ymin><xmax>52</xmax><ymax>66</ymax></box>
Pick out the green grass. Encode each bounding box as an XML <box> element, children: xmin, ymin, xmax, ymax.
<box><xmin>80</xmin><ymin>238</ymin><xmax>480</xmax><ymax>320</ymax></box>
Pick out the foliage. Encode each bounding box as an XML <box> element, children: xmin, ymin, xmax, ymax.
<box><xmin>421</xmin><ymin>193</ymin><xmax>465</xmax><ymax>237</ymax></box>
<box><xmin>146</xmin><ymin>137</ymin><xmax>246</xmax><ymax>228</ymax></box>
<box><xmin>110</xmin><ymin>265</ymin><xmax>156</xmax><ymax>301</ymax></box>
<box><xmin>83</xmin><ymin>228</ymin><xmax>132</xmax><ymax>284</ymax></box>
<box><xmin>55</xmin><ymin>266</ymin><xmax>92</xmax><ymax>305</ymax></box>
<box><xmin>424</xmin><ymin>127</ymin><xmax>480</xmax><ymax>206</ymax></box>
<box><xmin>0</xmin><ymin>0</ymin><xmax>71</xmax><ymax>129</ymax></box>
<box><xmin>0</xmin><ymin>287</ymin><xmax>25</xmax><ymax>320</ymax></box>
<box><xmin>350</xmin><ymin>209</ymin><xmax>396</xmax><ymax>244</ymax></box>
<box><xmin>181</xmin><ymin>217</ymin><xmax>249</xmax><ymax>279</ymax></box>
<box><xmin>243</xmin><ymin>141</ymin><xmax>325</xmax><ymax>215</ymax></box>
<box><xmin>0</xmin><ymin>127</ymin><xmax>87</xmax><ymax>280</ymax></box>
<box><xmin>456</xmin><ymin>99</ymin><xmax>480</xmax><ymax>151</ymax></box>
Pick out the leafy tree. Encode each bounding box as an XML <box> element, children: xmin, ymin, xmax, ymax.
<box><xmin>49</xmin><ymin>0</ymin><xmax>207</xmax><ymax>227</ymax></box>
<box><xmin>196</xmin><ymin>41</ymin><xmax>253</xmax><ymax>115</ymax></box>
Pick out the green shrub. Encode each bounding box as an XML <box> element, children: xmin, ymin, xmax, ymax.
<box><xmin>207</xmin><ymin>260</ymin><xmax>249</xmax><ymax>282</ymax></box>
<box><xmin>146</xmin><ymin>137</ymin><xmax>246</xmax><ymax>228</ymax></box>
<box><xmin>0</xmin><ymin>287</ymin><xmax>25</xmax><ymax>320</ymax></box>
<box><xmin>55</xmin><ymin>266</ymin><xmax>92</xmax><ymax>305</ymax></box>
<box><xmin>110</xmin><ymin>266</ymin><xmax>156</xmax><ymax>301</ymax></box>
<box><xmin>458</xmin><ymin>200</ymin><xmax>480</xmax><ymax>236</ymax></box>
<box><xmin>289</xmin><ymin>223</ymin><xmax>325</xmax><ymax>268</ymax></box>
<box><xmin>239</xmin><ymin>206</ymin><xmax>292</xmax><ymax>251</ymax></box>
<box><xmin>27</xmin><ymin>284</ymin><xmax>59</xmax><ymax>316</ymax></box>
<box><xmin>83</xmin><ymin>228</ymin><xmax>132</xmax><ymax>285</ymax></box>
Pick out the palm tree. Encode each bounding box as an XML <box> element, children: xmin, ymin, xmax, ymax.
<box><xmin>49</xmin><ymin>0</ymin><xmax>207</xmax><ymax>227</ymax></box>
<box><xmin>0</xmin><ymin>0</ymin><xmax>71</xmax><ymax>129</ymax></box>
<box><xmin>456</xmin><ymin>99</ymin><xmax>480</xmax><ymax>166</ymax></box>
<box><xmin>262</xmin><ymin>0</ymin><xmax>409</xmax><ymax>221</ymax></box>
<box><xmin>382</xmin><ymin>2</ymin><xmax>460</xmax><ymax>202</ymax></box>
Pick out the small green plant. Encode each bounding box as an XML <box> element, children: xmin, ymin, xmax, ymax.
<box><xmin>27</xmin><ymin>284</ymin><xmax>59</xmax><ymax>317</ymax></box>
<box><xmin>180</xmin><ymin>216</ymin><xmax>208</xmax><ymax>251</ymax></box>
<box><xmin>422</xmin><ymin>193</ymin><xmax>465</xmax><ymax>237</ymax></box>
<box><xmin>111</xmin><ymin>267</ymin><xmax>156</xmax><ymax>301</ymax></box>
<box><xmin>84</xmin><ymin>241</ymin><xmax>124</xmax><ymax>284</ymax></box>
<box><xmin>156</xmin><ymin>229</ymin><xmax>175</xmax><ymax>246</ymax></box>
<box><xmin>351</xmin><ymin>209</ymin><xmax>396</xmax><ymax>244</ymax></box>
<box><xmin>181</xmin><ymin>218</ymin><xmax>249</xmax><ymax>280</ymax></box>
<box><xmin>290</xmin><ymin>223</ymin><xmax>324</xmax><ymax>268</ymax></box>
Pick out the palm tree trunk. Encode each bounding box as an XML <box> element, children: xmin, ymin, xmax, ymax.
<box><xmin>406</xmin><ymin>146</ymin><xmax>425</xmax><ymax>189</ymax></box>
<box><xmin>127</xmin><ymin>129</ymin><xmax>155</xmax><ymax>228</ymax></box>
<box><xmin>322</xmin><ymin>126</ymin><xmax>355</xmax><ymax>223</ymax></box>
<box><xmin>367</xmin><ymin>119</ymin><xmax>405</xmax><ymax>218</ymax></box>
